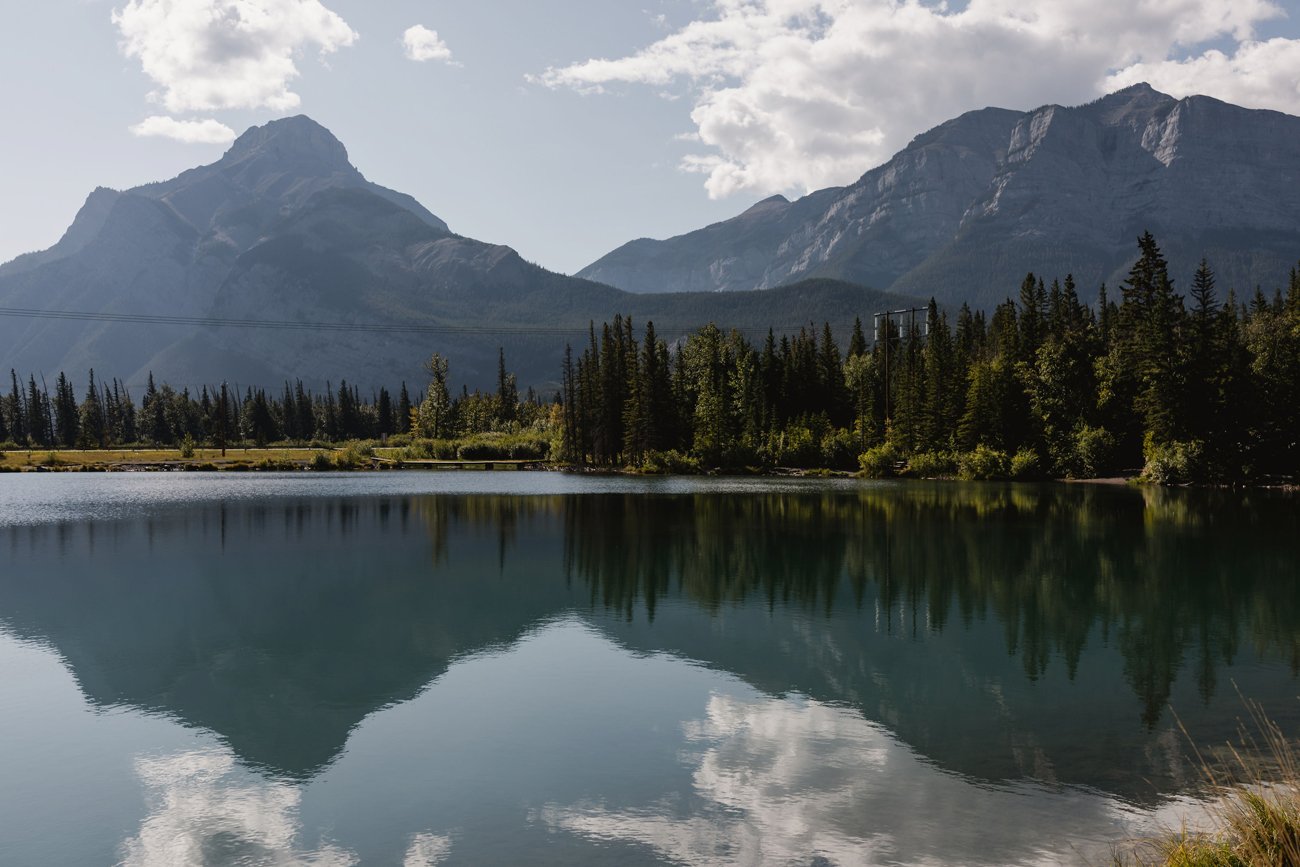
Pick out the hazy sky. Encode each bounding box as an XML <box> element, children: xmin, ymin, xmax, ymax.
<box><xmin>3</xmin><ymin>0</ymin><xmax>1300</xmax><ymax>274</ymax></box>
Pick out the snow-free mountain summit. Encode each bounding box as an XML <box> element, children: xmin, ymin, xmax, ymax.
<box><xmin>581</xmin><ymin>85</ymin><xmax>1300</xmax><ymax>306</ymax></box>
<box><xmin>0</xmin><ymin>117</ymin><xmax>910</xmax><ymax>389</ymax></box>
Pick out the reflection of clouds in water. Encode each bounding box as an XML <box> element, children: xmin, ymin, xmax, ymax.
<box><xmin>542</xmin><ymin>694</ymin><xmax>1204</xmax><ymax>866</ymax></box>
<box><xmin>120</xmin><ymin>750</ymin><xmax>358</xmax><ymax>866</ymax></box>
<box><xmin>404</xmin><ymin>832</ymin><xmax>453</xmax><ymax>867</ymax></box>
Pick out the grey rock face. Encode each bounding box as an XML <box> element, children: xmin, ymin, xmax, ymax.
<box><xmin>0</xmin><ymin>116</ymin><xmax>916</xmax><ymax>391</ymax></box>
<box><xmin>580</xmin><ymin>85</ymin><xmax>1300</xmax><ymax>306</ymax></box>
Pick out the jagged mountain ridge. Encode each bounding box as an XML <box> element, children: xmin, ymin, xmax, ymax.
<box><xmin>0</xmin><ymin>117</ymin><xmax>915</xmax><ymax>390</ymax></box>
<box><xmin>579</xmin><ymin>84</ymin><xmax>1300</xmax><ymax>306</ymax></box>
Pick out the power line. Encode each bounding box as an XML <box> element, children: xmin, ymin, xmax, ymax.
<box><xmin>0</xmin><ymin>305</ymin><xmax>834</xmax><ymax>339</ymax></box>
<box><xmin>0</xmin><ymin>306</ymin><xmax>591</xmax><ymax>336</ymax></box>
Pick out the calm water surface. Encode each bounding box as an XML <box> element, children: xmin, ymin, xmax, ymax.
<box><xmin>2</xmin><ymin>472</ymin><xmax>1298</xmax><ymax>866</ymax></box>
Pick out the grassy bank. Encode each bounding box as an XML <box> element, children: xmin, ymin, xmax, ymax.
<box><xmin>1119</xmin><ymin>706</ymin><xmax>1300</xmax><ymax>866</ymax></box>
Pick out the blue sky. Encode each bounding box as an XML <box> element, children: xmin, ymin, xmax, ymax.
<box><xmin>3</xmin><ymin>0</ymin><xmax>1299</xmax><ymax>274</ymax></box>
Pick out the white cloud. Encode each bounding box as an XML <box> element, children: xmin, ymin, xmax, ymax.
<box><xmin>113</xmin><ymin>0</ymin><xmax>358</xmax><ymax>114</ymax></box>
<box><xmin>403</xmin><ymin>832</ymin><xmax>453</xmax><ymax>866</ymax></box>
<box><xmin>402</xmin><ymin>24</ymin><xmax>455</xmax><ymax>64</ymax></box>
<box><xmin>1107</xmin><ymin>37</ymin><xmax>1300</xmax><ymax>109</ymax></box>
<box><xmin>121</xmin><ymin>749</ymin><xmax>359</xmax><ymax>866</ymax></box>
<box><xmin>540</xmin><ymin>694</ymin><xmax>1215</xmax><ymax>867</ymax></box>
<box><xmin>536</xmin><ymin>0</ymin><xmax>1294</xmax><ymax>199</ymax></box>
<box><xmin>129</xmin><ymin>114</ymin><xmax>237</xmax><ymax>144</ymax></box>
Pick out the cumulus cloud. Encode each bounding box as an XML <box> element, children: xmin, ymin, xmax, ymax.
<box><xmin>536</xmin><ymin>0</ymin><xmax>1295</xmax><ymax>199</ymax></box>
<box><xmin>1107</xmin><ymin>37</ymin><xmax>1300</xmax><ymax>109</ymax></box>
<box><xmin>540</xmin><ymin>694</ymin><xmax>1212</xmax><ymax>866</ymax></box>
<box><xmin>129</xmin><ymin>114</ymin><xmax>236</xmax><ymax>144</ymax></box>
<box><xmin>121</xmin><ymin>749</ymin><xmax>358</xmax><ymax>866</ymax></box>
<box><xmin>402</xmin><ymin>25</ymin><xmax>455</xmax><ymax>64</ymax></box>
<box><xmin>113</xmin><ymin>0</ymin><xmax>358</xmax><ymax>114</ymax></box>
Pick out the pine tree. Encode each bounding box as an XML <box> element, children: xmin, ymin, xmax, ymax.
<box><xmin>496</xmin><ymin>348</ymin><xmax>519</xmax><ymax>427</ymax></box>
<box><xmin>6</xmin><ymin>370</ymin><xmax>26</xmax><ymax>445</ymax></box>
<box><xmin>78</xmin><ymin>370</ymin><xmax>106</xmax><ymax>448</ymax></box>
<box><xmin>397</xmin><ymin>382</ymin><xmax>412</xmax><ymax>435</ymax></box>
<box><xmin>416</xmin><ymin>355</ymin><xmax>452</xmax><ymax>439</ymax></box>
<box><xmin>53</xmin><ymin>372</ymin><xmax>79</xmax><ymax>447</ymax></box>
<box><xmin>1118</xmin><ymin>232</ymin><xmax>1188</xmax><ymax>450</ymax></box>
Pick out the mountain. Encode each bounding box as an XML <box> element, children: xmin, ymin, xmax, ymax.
<box><xmin>579</xmin><ymin>84</ymin><xmax>1300</xmax><ymax>307</ymax></box>
<box><xmin>0</xmin><ymin>117</ymin><xmax>916</xmax><ymax>391</ymax></box>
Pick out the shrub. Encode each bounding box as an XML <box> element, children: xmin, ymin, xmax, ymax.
<box><xmin>1010</xmin><ymin>448</ymin><xmax>1042</xmax><ymax>480</ymax></box>
<box><xmin>638</xmin><ymin>449</ymin><xmax>701</xmax><ymax>475</ymax></box>
<box><xmin>309</xmin><ymin>451</ymin><xmax>335</xmax><ymax>471</ymax></box>
<box><xmin>906</xmin><ymin>451</ymin><xmax>956</xmax><ymax>478</ymax></box>
<box><xmin>820</xmin><ymin>429</ymin><xmax>859</xmax><ymax>471</ymax></box>
<box><xmin>957</xmin><ymin>445</ymin><xmax>1010</xmax><ymax>481</ymax></box>
<box><xmin>42</xmin><ymin>451</ymin><xmax>62</xmax><ymax>467</ymax></box>
<box><xmin>859</xmin><ymin>443</ymin><xmax>900</xmax><ymax>478</ymax></box>
<box><xmin>773</xmin><ymin>424</ymin><xmax>820</xmax><ymax>468</ymax></box>
<box><xmin>456</xmin><ymin>435</ymin><xmax>550</xmax><ymax>461</ymax></box>
<box><xmin>0</xmin><ymin>441</ymin><xmax>19</xmax><ymax>452</ymax></box>
<box><xmin>1073</xmin><ymin>425</ymin><xmax>1117</xmax><ymax>478</ymax></box>
<box><xmin>179</xmin><ymin>434</ymin><xmax>196</xmax><ymax>459</ymax></box>
<box><xmin>1142</xmin><ymin>438</ymin><xmax>1205</xmax><ymax>485</ymax></box>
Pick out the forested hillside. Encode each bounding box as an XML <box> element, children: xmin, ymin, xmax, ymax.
<box><xmin>5</xmin><ymin>236</ymin><xmax>1297</xmax><ymax>484</ymax></box>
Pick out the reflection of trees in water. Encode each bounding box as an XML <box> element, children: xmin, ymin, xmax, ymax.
<box><xmin>539</xmin><ymin>485</ymin><xmax>1300</xmax><ymax>726</ymax></box>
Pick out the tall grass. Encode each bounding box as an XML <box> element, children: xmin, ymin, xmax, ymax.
<box><xmin>1119</xmin><ymin>700</ymin><xmax>1300</xmax><ymax>866</ymax></box>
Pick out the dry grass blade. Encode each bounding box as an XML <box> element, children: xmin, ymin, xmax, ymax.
<box><xmin>1116</xmin><ymin>695</ymin><xmax>1300</xmax><ymax>866</ymax></box>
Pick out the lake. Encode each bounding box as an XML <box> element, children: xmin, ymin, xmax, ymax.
<box><xmin>1</xmin><ymin>473</ymin><xmax>1298</xmax><ymax>866</ymax></box>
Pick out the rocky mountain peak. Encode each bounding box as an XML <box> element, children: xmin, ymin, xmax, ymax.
<box><xmin>1085</xmin><ymin>82</ymin><xmax>1177</xmax><ymax>126</ymax></box>
<box><xmin>224</xmin><ymin>115</ymin><xmax>351</xmax><ymax>166</ymax></box>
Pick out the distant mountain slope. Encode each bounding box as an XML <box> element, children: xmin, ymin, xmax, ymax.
<box><xmin>0</xmin><ymin>118</ymin><xmax>916</xmax><ymax>391</ymax></box>
<box><xmin>579</xmin><ymin>84</ymin><xmax>1300</xmax><ymax>307</ymax></box>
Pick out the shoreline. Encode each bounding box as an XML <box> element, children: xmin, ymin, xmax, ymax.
<box><xmin>3</xmin><ymin>451</ymin><xmax>1296</xmax><ymax>491</ymax></box>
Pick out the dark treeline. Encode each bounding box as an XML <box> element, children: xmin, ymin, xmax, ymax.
<box><xmin>562</xmin><ymin>234</ymin><xmax>1300</xmax><ymax>483</ymax></box>
<box><xmin>0</xmin><ymin>347</ymin><xmax>549</xmax><ymax>450</ymax></box>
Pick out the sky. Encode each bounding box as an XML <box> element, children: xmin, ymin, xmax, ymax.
<box><xmin>2</xmin><ymin>0</ymin><xmax>1300</xmax><ymax>275</ymax></box>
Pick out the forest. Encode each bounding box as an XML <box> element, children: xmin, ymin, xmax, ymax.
<box><xmin>2</xmin><ymin>235</ymin><xmax>1297</xmax><ymax>483</ymax></box>
<box><xmin>560</xmin><ymin>234</ymin><xmax>1299</xmax><ymax>483</ymax></box>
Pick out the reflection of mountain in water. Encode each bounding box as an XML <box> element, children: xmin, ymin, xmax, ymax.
<box><xmin>0</xmin><ymin>497</ymin><xmax>578</xmax><ymax>778</ymax></box>
<box><xmin>1</xmin><ymin>485</ymin><xmax>1297</xmax><ymax>796</ymax></box>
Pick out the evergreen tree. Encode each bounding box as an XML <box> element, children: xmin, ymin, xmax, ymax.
<box><xmin>53</xmin><ymin>372</ymin><xmax>79</xmax><ymax>447</ymax></box>
<box><xmin>6</xmin><ymin>370</ymin><xmax>26</xmax><ymax>445</ymax></box>
<box><xmin>397</xmin><ymin>382</ymin><xmax>412</xmax><ymax>435</ymax></box>
<box><xmin>416</xmin><ymin>354</ymin><xmax>452</xmax><ymax>439</ymax></box>
<box><xmin>78</xmin><ymin>369</ymin><xmax>106</xmax><ymax>448</ymax></box>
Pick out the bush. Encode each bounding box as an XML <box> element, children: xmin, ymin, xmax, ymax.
<box><xmin>820</xmin><ymin>429</ymin><xmax>859</xmax><ymax>471</ymax></box>
<box><xmin>179</xmin><ymin>434</ymin><xmax>196</xmax><ymax>459</ymax></box>
<box><xmin>1142</xmin><ymin>438</ymin><xmax>1205</xmax><ymax>485</ymax></box>
<box><xmin>772</xmin><ymin>425</ymin><xmax>820</xmax><ymax>468</ymax></box>
<box><xmin>309</xmin><ymin>451</ymin><xmax>335</xmax><ymax>471</ymax></box>
<box><xmin>905</xmin><ymin>451</ymin><xmax>956</xmax><ymax>478</ymax></box>
<box><xmin>957</xmin><ymin>445</ymin><xmax>1010</xmax><ymax>481</ymax></box>
<box><xmin>1073</xmin><ymin>425</ymin><xmax>1117</xmax><ymax>478</ymax></box>
<box><xmin>858</xmin><ymin>443</ymin><xmax>900</xmax><ymax>478</ymax></box>
<box><xmin>638</xmin><ymin>449</ymin><xmax>701</xmax><ymax>475</ymax></box>
<box><xmin>42</xmin><ymin>451</ymin><xmax>62</xmax><ymax>467</ymax></box>
<box><xmin>1010</xmin><ymin>448</ymin><xmax>1042</xmax><ymax>480</ymax></box>
<box><xmin>457</xmin><ymin>435</ymin><xmax>551</xmax><ymax>461</ymax></box>
<box><xmin>0</xmin><ymin>441</ymin><xmax>19</xmax><ymax>452</ymax></box>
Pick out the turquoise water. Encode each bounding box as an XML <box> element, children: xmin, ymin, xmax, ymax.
<box><xmin>1</xmin><ymin>473</ymin><xmax>1298</xmax><ymax>865</ymax></box>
